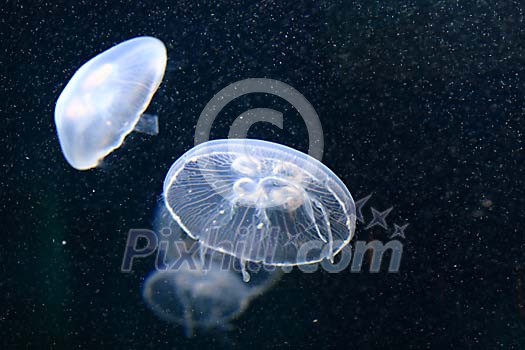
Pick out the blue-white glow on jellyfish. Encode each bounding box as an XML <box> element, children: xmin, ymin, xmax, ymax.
<box><xmin>163</xmin><ymin>138</ymin><xmax>356</xmax><ymax>282</ymax></box>
<box><xmin>55</xmin><ymin>36</ymin><xmax>167</xmax><ymax>170</ymax></box>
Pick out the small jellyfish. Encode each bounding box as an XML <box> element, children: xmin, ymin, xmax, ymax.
<box><xmin>143</xmin><ymin>204</ymin><xmax>280</xmax><ymax>336</ymax></box>
<box><xmin>163</xmin><ymin>138</ymin><xmax>356</xmax><ymax>281</ymax></box>
<box><xmin>54</xmin><ymin>36</ymin><xmax>167</xmax><ymax>170</ymax></box>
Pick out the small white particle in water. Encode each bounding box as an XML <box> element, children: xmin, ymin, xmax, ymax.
<box><xmin>257</xmin><ymin>222</ymin><xmax>264</xmax><ymax>229</ymax></box>
<box><xmin>62</xmin><ymin>240</ymin><xmax>67</xmax><ymax>245</ymax></box>
<box><xmin>219</xmin><ymin>210</ymin><xmax>225</xmax><ymax>214</ymax></box>
<box><xmin>313</xmin><ymin>319</ymin><xmax>318</xmax><ymax>323</ymax></box>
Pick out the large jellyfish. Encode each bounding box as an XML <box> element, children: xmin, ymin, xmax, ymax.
<box><xmin>143</xmin><ymin>204</ymin><xmax>281</xmax><ymax>336</ymax></box>
<box><xmin>163</xmin><ymin>138</ymin><xmax>356</xmax><ymax>281</ymax></box>
<box><xmin>54</xmin><ymin>36</ymin><xmax>167</xmax><ymax>170</ymax></box>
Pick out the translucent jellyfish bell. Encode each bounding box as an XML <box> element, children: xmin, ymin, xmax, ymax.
<box><xmin>163</xmin><ymin>139</ymin><xmax>356</xmax><ymax>281</ymax></box>
<box><xmin>143</xmin><ymin>265</ymin><xmax>268</xmax><ymax>337</ymax></box>
<box><xmin>54</xmin><ymin>36</ymin><xmax>167</xmax><ymax>170</ymax></box>
<box><xmin>143</xmin><ymin>204</ymin><xmax>281</xmax><ymax>336</ymax></box>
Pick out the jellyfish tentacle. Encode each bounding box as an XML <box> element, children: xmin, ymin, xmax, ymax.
<box><xmin>199</xmin><ymin>243</ymin><xmax>208</xmax><ymax>270</ymax></box>
<box><xmin>240</xmin><ymin>259</ymin><xmax>251</xmax><ymax>282</ymax></box>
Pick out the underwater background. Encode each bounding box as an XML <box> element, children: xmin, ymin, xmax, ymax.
<box><xmin>2</xmin><ymin>0</ymin><xmax>524</xmax><ymax>348</ymax></box>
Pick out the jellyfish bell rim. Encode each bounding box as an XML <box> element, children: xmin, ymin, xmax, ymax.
<box><xmin>162</xmin><ymin>138</ymin><xmax>357</xmax><ymax>267</ymax></box>
<box><xmin>163</xmin><ymin>138</ymin><xmax>350</xmax><ymax>194</ymax></box>
<box><xmin>54</xmin><ymin>36</ymin><xmax>167</xmax><ymax>170</ymax></box>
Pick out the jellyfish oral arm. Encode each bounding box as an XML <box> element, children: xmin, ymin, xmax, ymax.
<box><xmin>133</xmin><ymin>113</ymin><xmax>159</xmax><ymax>135</ymax></box>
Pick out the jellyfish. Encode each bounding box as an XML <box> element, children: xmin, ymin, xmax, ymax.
<box><xmin>54</xmin><ymin>36</ymin><xmax>167</xmax><ymax>170</ymax></box>
<box><xmin>143</xmin><ymin>204</ymin><xmax>281</xmax><ymax>336</ymax></box>
<box><xmin>163</xmin><ymin>138</ymin><xmax>356</xmax><ymax>281</ymax></box>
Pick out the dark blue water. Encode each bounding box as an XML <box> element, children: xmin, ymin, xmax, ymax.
<box><xmin>3</xmin><ymin>0</ymin><xmax>524</xmax><ymax>348</ymax></box>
